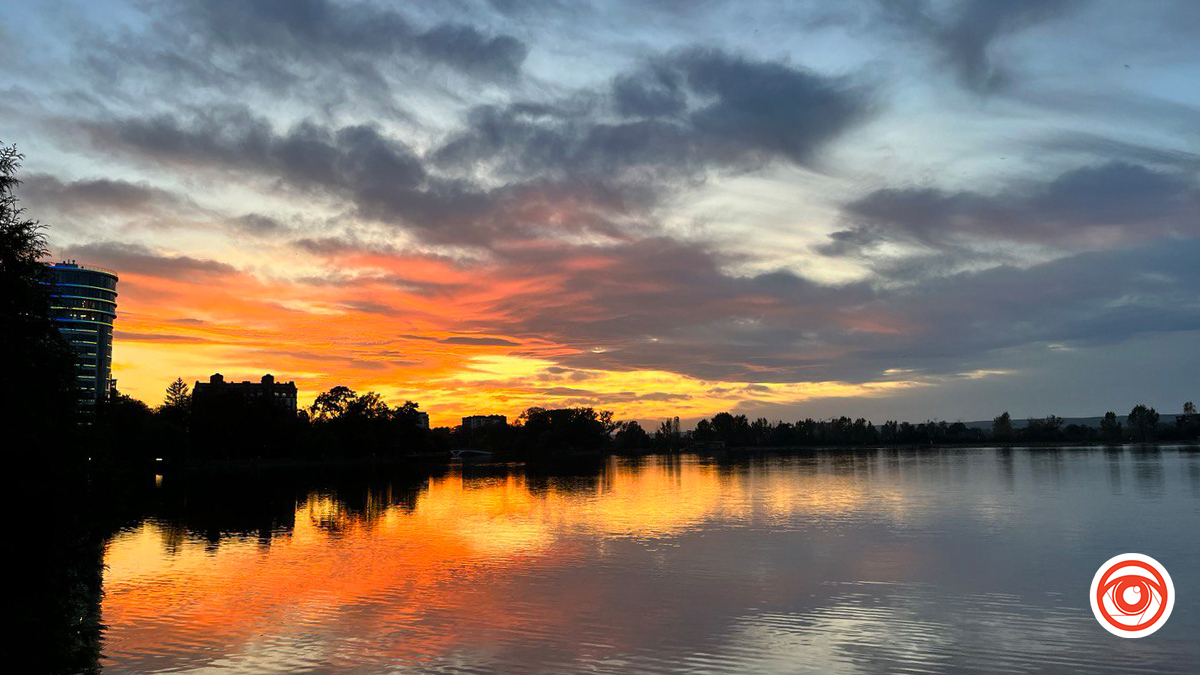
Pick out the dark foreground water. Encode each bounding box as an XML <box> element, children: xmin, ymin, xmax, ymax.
<box><xmin>62</xmin><ymin>448</ymin><xmax>1200</xmax><ymax>673</ymax></box>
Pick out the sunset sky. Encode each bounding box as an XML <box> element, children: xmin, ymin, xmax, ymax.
<box><xmin>3</xmin><ymin>0</ymin><xmax>1198</xmax><ymax>426</ymax></box>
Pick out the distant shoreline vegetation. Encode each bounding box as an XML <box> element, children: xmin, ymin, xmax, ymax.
<box><xmin>56</xmin><ymin>381</ymin><xmax>1200</xmax><ymax>470</ymax></box>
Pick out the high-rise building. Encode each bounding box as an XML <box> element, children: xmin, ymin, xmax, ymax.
<box><xmin>45</xmin><ymin>261</ymin><xmax>119</xmax><ymax>409</ymax></box>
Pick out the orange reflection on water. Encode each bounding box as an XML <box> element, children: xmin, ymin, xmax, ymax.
<box><xmin>101</xmin><ymin>456</ymin><xmax>907</xmax><ymax>671</ymax></box>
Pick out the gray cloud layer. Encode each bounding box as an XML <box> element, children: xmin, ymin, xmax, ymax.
<box><xmin>8</xmin><ymin>0</ymin><xmax>1199</xmax><ymax>416</ymax></box>
<box><xmin>86</xmin><ymin>0</ymin><xmax>527</xmax><ymax>98</ymax></box>
<box><xmin>78</xmin><ymin>45</ymin><xmax>871</xmax><ymax>246</ymax></box>
<box><xmin>837</xmin><ymin>162</ymin><xmax>1200</xmax><ymax>251</ymax></box>
<box><xmin>475</xmin><ymin>236</ymin><xmax>1200</xmax><ymax>384</ymax></box>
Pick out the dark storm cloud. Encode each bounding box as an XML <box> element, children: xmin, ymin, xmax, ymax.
<box><xmin>338</xmin><ymin>300</ymin><xmax>403</xmax><ymax>316</ymax></box>
<box><xmin>80</xmin><ymin>106</ymin><xmax>493</xmax><ymax>240</ymax></box>
<box><xmin>612</xmin><ymin>65</ymin><xmax>688</xmax><ymax>118</ymax></box>
<box><xmin>82</xmin><ymin>0</ymin><xmax>527</xmax><ymax>104</ymax></box>
<box><xmin>396</xmin><ymin>332</ymin><xmax>521</xmax><ymax>347</ymax></box>
<box><xmin>814</xmin><ymin>224</ymin><xmax>885</xmax><ymax>257</ymax></box>
<box><xmin>60</xmin><ymin>242</ymin><xmax>237</xmax><ymax>279</ymax></box>
<box><xmin>438</xmin><ymin>336</ymin><xmax>522</xmax><ymax>347</ymax></box>
<box><xmin>866</xmin><ymin>239</ymin><xmax>1200</xmax><ymax>363</ymax></box>
<box><xmin>675</xmin><ymin>48</ymin><xmax>872</xmax><ymax>165</ymax></box>
<box><xmin>438</xmin><ymin>47</ymin><xmax>871</xmax><ymax>178</ymax></box>
<box><xmin>462</xmin><ymin>234</ymin><xmax>1200</xmax><ymax>385</ymax></box>
<box><xmin>83</xmin><ymin>106</ymin><xmax>633</xmax><ymax>245</ymax></box>
<box><xmin>840</xmin><ymin>162</ymin><xmax>1200</xmax><ymax>248</ymax></box>
<box><xmin>233</xmin><ymin>213</ymin><xmax>287</xmax><ymax>234</ymax></box>
<box><xmin>114</xmin><ymin>331</ymin><xmax>215</xmax><ymax>344</ymax></box>
<box><xmin>480</xmin><ymin>237</ymin><xmax>881</xmax><ymax>382</ymax></box>
<box><xmin>509</xmin><ymin>387</ymin><xmax>693</xmax><ymax>406</ymax></box>
<box><xmin>880</xmin><ymin>0</ymin><xmax>1078</xmax><ymax>92</ymax></box>
<box><xmin>410</xmin><ymin>23</ymin><xmax>527</xmax><ymax>80</ymax></box>
<box><xmin>19</xmin><ymin>173</ymin><xmax>190</xmax><ymax>215</ymax></box>
<box><xmin>83</xmin><ymin>106</ymin><xmax>427</xmax><ymax>191</ymax></box>
<box><xmin>81</xmin><ymin>47</ymin><xmax>871</xmax><ymax>246</ymax></box>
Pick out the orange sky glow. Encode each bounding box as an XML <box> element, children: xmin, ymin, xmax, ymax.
<box><xmin>100</xmin><ymin>242</ymin><xmax>926</xmax><ymax>427</ymax></box>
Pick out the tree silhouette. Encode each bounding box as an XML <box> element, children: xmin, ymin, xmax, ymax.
<box><xmin>155</xmin><ymin>377</ymin><xmax>193</xmax><ymax>440</ymax></box>
<box><xmin>1</xmin><ymin>141</ymin><xmax>77</xmax><ymax>452</ymax></box>
<box><xmin>518</xmin><ymin>407</ymin><xmax>614</xmax><ymax>453</ymax></box>
<box><xmin>1127</xmin><ymin>404</ymin><xmax>1159</xmax><ymax>442</ymax></box>
<box><xmin>310</xmin><ymin>386</ymin><xmax>357</xmax><ymax>421</ymax></box>
<box><xmin>163</xmin><ymin>378</ymin><xmax>191</xmax><ymax>409</ymax></box>
<box><xmin>1100</xmin><ymin>411</ymin><xmax>1122</xmax><ymax>442</ymax></box>
<box><xmin>991</xmin><ymin>412</ymin><xmax>1013</xmax><ymax>441</ymax></box>
<box><xmin>614</xmin><ymin>420</ymin><xmax>650</xmax><ymax>450</ymax></box>
<box><xmin>1178</xmin><ymin>401</ymin><xmax>1198</xmax><ymax>439</ymax></box>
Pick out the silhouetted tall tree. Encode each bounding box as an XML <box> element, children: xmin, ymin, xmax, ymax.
<box><xmin>1177</xmin><ymin>402</ymin><xmax>1197</xmax><ymax>439</ymax></box>
<box><xmin>310</xmin><ymin>386</ymin><xmax>357</xmax><ymax>421</ymax></box>
<box><xmin>1100</xmin><ymin>411</ymin><xmax>1122</xmax><ymax>442</ymax></box>
<box><xmin>155</xmin><ymin>377</ymin><xmax>193</xmax><ymax>442</ymax></box>
<box><xmin>163</xmin><ymin>378</ymin><xmax>191</xmax><ymax>409</ymax></box>
<box><xmin>1127</xmin><ymin>404</ymin><xmax>1159</xmax><ymax>442</ymax></box>
<box><xmin>992</xmin><ymin>412</ymin><xmax>1013</xmax><ymax>441</ymax></box>
<box><xmin>614</xmin><ymin>420</ymin><xmax>651</xmax><ymax>450</ymax></box>
<box><xmin>0</xmin><ymin>141</ymin><xmax>77</xmax><ymax>452</ymax></box>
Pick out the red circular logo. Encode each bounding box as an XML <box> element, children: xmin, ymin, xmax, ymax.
<box><xmin>1090</xmin><ymin>553</ymin><xmax>1174</xmax><ymax>638</ymax></box>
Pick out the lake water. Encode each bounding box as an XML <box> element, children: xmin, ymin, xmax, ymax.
<box><xmin>85</xmin><ymin>447</ymin><xmax>1200</xmax><ymax>673</ymax></box>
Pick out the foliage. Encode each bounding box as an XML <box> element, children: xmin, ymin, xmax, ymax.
<box><xmin>614</xmin><ymin>420</ymin><xmax>651</xmax><ymax>450</ymax></box>
<box><xmin>0</xmin><ymin>140</ymin><xmax>78</xmax><ymax>452</ymax></box>
<box><xmin>1127</xmin><ymin>404</ymin><xmax>1159</xmax><ymax>442</ymax></box>
<box><xmin>1020</xmin><ymin>415</ymin><xmax>1065</xmax><ymax>442</ymax></box>
<box><xmin>305</xmin><ymin>386</ymin><xmax>434</xmax><ymax>457</ymax></box>
<box><xmin>310</xmin><ymin>385</ymin><xmax>357</xmax><ymax>422</ymax></box>
<box><xmin>1100</xmin><ymin>411</ymin><xmax>1122</xmax><ymax>442</ymax></box>
<box><xmin>1178</xmin><ymin>402</ymin><xmax>1199</xmax><ymax>440</ymax></box>
<box><xmin>991</xmin><ymin>412</ymin><xmax>1013</xmax><ymax>441</ymax></box>
<box><xmin>163</xmin><ymin>378</ymin><xmax>191</xmax><ymax>409</ymax></box>
<box><xmin>517</xmin><ymin>406</ymin><xmax>616</xmax><ymax>454</ymax></box>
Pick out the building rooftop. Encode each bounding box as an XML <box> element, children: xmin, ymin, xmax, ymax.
<box><xmin>197</xmin><ymin>373</ymin><xmax>297</xmax><ymax>389</ymax></box>
<box><xmin>50</xmin><ymin>260</ymin><xmax>119</xmax><ymax>278</ymax></box>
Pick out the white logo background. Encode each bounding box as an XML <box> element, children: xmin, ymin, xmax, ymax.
<box><xmin>1089</xmin><ymin>553</ymin><xmax>1174</xmax><ymax>638</ymax></box>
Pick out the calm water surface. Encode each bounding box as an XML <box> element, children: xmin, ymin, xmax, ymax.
<box><xmin>95</xmin><ymin>448</ymin><xmax>1200</xmax><ymax>673</ymax></box>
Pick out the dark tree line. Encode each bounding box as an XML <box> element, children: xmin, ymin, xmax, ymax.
<box><xmin>87</xmin><ymin>381</ymin><xmax>632</xmax><ymax>464</ymax></box>
<box><xmin>994</xmin><ymin>404</ymin><xmax>1198</xmax><ymax>444</ymax></box>
<box><xmin>85</xmin><ymin>381</ymin><xmax>443</xmax><ymax>464</ymax></box>
<box><xmin>678</xmin><ymin>403</ymin><xmax>1199</xmax><ymax>450</ymax></box>
<box><xmin>432</xmin><ymin>406</ymin><xmax>620</xmax><ymax>456</ymax></box>
<box><xmin>76</xmin><ymin>387</ymin><xmax>1200</xmax><ymax>467</ymax></box>
<box><xmin>1</xmin><ymin>141</ymin><xmax>78</xmax><ymax>456</ymax></box>
<box><xmin>685</xmin><ymin>412</ymin><xmax>987</xmax><ymax>448</ymax></box>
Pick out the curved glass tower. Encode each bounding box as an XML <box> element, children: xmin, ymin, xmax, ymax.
<box><xmin>46</xmin><ymin>262</ymin><xmax>119</xmax><ymax>409</ymax></box>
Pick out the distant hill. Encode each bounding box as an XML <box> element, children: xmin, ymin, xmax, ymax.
<box><xmin>963</xmin><ymin>415</ymin><xmax>1183</xmax><ymax>430</ymax></box>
